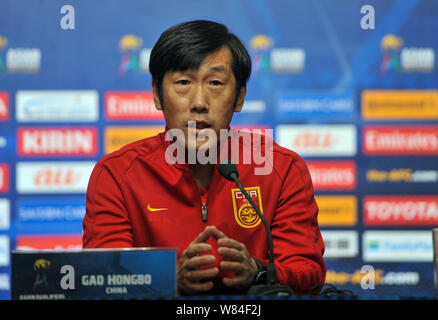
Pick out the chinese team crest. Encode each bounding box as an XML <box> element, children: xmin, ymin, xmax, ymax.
<box><xmin>231</xmin><ymin>186</ymin><xmax>263</xmax><ymax>229</ymax></box>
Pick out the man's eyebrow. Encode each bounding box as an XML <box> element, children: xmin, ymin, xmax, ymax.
<box><xmin>207</xmin><ymin>65</ymin><xmax>227</xmax><ymax>73</ymax></box>
<box><xmin>172</xmin><ymin>65</ymin><xmax>227</xmax><ymax>75</ymax></box>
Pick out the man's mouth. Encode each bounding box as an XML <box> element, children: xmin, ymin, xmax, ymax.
<box><xmin>188</xmin><ymin>120</ymin><xmax>212</xmax><ymax>129</ymax></box>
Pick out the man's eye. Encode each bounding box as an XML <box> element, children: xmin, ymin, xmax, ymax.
<box><xmin>177</xmin><ymin>80</ymin><xmax>190</xmax><ymax>85</ymax></box>
<box><xmin>210</xmin><ymin>80</ymin><xmax>223</xmax><ymax>86</ymax></box>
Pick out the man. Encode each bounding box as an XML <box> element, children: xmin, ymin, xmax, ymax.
<box><xmin>83</xmin><ymin>20</ymin><xmax>325</xmax><ymax>295</ymax></box>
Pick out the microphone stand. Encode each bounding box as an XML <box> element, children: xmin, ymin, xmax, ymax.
<box><xmin>229</xmin><ymin>172</ymin><xmax>294</xmax><ymax>297</ymax></box>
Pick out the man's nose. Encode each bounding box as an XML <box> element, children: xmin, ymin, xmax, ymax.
<box><xmin>191</xmin><ymin>85</ymin><xmax>209</xmax><ymax>113</ymax></box>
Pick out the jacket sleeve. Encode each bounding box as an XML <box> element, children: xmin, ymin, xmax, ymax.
<box><xmin>82</xmin><ymin>160</ymin><xmax>134</xmax><ymax>248</ymax></box>
<box><xmin>270</xmin><ymin>155</ymin><xmax>326</xmax><ymax>294</ymax></box>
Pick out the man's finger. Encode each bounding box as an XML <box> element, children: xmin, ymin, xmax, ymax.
<box><xmin>184</xmin><ymin>254</ymin><xmax>216</xmax><ymax>269</ymax></box>
<box><xmin>182</xmin><ymin>243</ymin><xmax>212</xmax><ymax>259</ymax></box>
<box><xmin>191</xmin><ymin>227</ymin><xmax>214</xmax><ymax>244</ymax></box>
<box><xmin>222</xmin><ymin>276</ymin><xmax>244</xmax><ymax>288</ymax></box>
<box><xmin>183</xmin><ymin>281</ymin><xmax>214</xmax><ymax>293</ymax></box>
<box><xmin>217</xmin><ymin>247</ymin><xmax>243</xmax><ymax>262</ymax></box>
<box><xmin>186</xmin><ymin>267</ymin><xmax>219</xmax><ymax>282</ymax></box>
<box><xmin>220</xmin><ymin>260</ymin><xmax>245</xmax><ymax>273</ymax></box>
<box><xmin>217</xmin><ymin>237</ymin><xmax>245</xmax><ymax>251</ymax></box>
<box><xmin>204</xmin><ymin>225</ymin><xmax>227</xmax><ymax>240</ymax></box>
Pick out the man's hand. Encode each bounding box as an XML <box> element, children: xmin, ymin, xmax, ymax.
<box><xmin>177</xmin><ymin>225</ymin><xmax>259</xmax><ymax>295</ymax></box>
<box><xmin>177</xmin><ymin>226</ymin><xmax>220</xmax><ymax>295</ymax></box>
<box><xmin>217</xmin><ymin>236</ymin><xmax>259</xmax><ymax>290</ymax></box>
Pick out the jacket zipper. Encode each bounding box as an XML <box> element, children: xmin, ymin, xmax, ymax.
<box><xmin>201</xmin><ymin>169</ymin><xmax>218</xmax><ymax>223</ymax></box>
<box><xmin>201</xmin><ymin>203</ymin><xmax>208</xmax><ymax>222</ymax></box>
<box><xmin>185</xmin><ymin>164</ymin><xmax>219</xmax><ymax>223</ymax></box>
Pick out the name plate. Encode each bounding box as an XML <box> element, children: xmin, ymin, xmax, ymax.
<box><xmin>11</xmin><ymin>248</ymin><xmax>177</xmax><ymax>300</ymax></box>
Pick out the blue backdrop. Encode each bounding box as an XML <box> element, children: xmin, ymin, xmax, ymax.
<box><xmin>1</xmin><ymin>0</ymin><xmax>437</xmax><ymax>299</ymax></box>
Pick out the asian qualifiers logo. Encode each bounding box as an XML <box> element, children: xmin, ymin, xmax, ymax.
<box><xmin>380</xmin><ymin>35</ymin><xmax>403</xmax><ymax>74</ymax></box>
<box><xmin>119</xmin><ymin>35</ymin><xmax>143</xmax><ymax>75</ymax></box>
<box><xmin>33</xmin><ymin>259</ymin><xmax>51</xmax><ymax>291</ymax></box>
<box><xmin>250</xmin><ymin>35</ymin><xmax>273</xmax><ymax>74</ymax></box>
<box><xmin>379</xmin><ymin>35</ymin><xmax>434</xmax><ymax>74</ymax></box>
<box><xmin>118</xmin><ymin>35</ymin><xmax>151</xmax><ymax>75</ymax></box>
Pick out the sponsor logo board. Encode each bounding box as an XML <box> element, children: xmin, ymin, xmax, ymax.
<box><xmin>15</xmin><ymin>234</ymin><xmax>82</xmax><ymax>250</ymax></box>
<box><xmin>16</xmin><ymin>91</ymin><xmax>99</xmax><ymax>122</ymax></box>
<box><xmin>17</xmin><ymin>197</ymin><xmax>85</xmax><ymax>223</ymax></box>
<box><xmin>363</xmin><ymin>231</ymin><xmax>433</xmax><ymax>262</ymax></box>
<box><xmin>321</xmin><ymin>231</ymin><xmax>358</xmax><ymax>258</ymax></box>
<box><xmin>0</xmin><ymin>164</ymin><xmax>9</xmax><ymax>193</ymax></box>
<box><xmin>16</xmin><ymin>161</ymin><xmax>95</xmax><ymax>194</ymax></box>
<box><xmin>362</xmin><ymin>90</ymin><xmax>438</xmax><ymax>120</ymax></box>
<box><xmin>0</xmin><ymin>236</ymin><xmax>9</xmax><ymax>266</ymax></box>
<box><xmin>105</xmin><ymin>126</ymin><xmax>163</xmax><ymax>154</ymax></box>
<box><xmin>277</xmin><ymin>90</ymin><xmax>355</xmax><ymax>120</ymax></box>
<box><xmin>306</xmin><ymin>161</ymin><xmax>356</xmax><ymax>190</ymax></box>
<box><xmin>17</xmin><ymin>127</ymin><xmax>98</xmax><ymax>157</ymax></box>
<box><xmin>363</xmin><ymin>196</ymin><xmax>438</xmax><ymax>226</ymax></box>
<box><xmin>276</xmin><ymin>125</ymin><xmax>357</xmax><ymax>157</ymax></box>
<box><xmin>240</xmin><ymin>100</ymin><xmax>266</xmax><ymax>113</ymax></box>
<box><xmin>0</xmin><ymin>199</ymin><xmax>10</xmax><ymax>230</ymax></box>
<box><xmin>0</xmin><ymin>136</ymin><xmax>6</xmax><ymax>150</ymax></box>
<box><xmin>366</xmin><ymin>168</ymin><xmax>438</xmax><ymax>183</ymax></box>
<box><xmin>326</xmin><ymin>265</ymin><xmax>421</xmax><ymax>287</ymax></box>
<box><xmin>363</xmin><ymin>126</ymin><xmax>438</xmax><ymax>155</ymax></box>
<box><xmin>104</xmin><ymin>91</ymin><xmax>164</xmax><ymax>121</ymax></box>
<box><xmin>0</xmin><ymin>92</ymin><xmax>9</xmax><ymax>121</ymax></box>
<box><xmin>316</xmin><ymin>196</ymin><xmax>357</xmax><ymax>226</ymax></box>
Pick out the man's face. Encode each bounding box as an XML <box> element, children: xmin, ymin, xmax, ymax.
<box><xmin>152</xmin><ymin>46</ymin><xmax>246</xmax><ymax>151</ymax></box>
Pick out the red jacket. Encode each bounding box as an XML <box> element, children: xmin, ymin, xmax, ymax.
<box><xmin>82</xmin><ymin>131</ymin><xmax>326</xmax><ymax>294</ymax></box>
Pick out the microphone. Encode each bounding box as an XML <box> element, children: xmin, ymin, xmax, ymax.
<box><xmin>218</xmin><ymin>162</ymin><xmax>294</xmax><ymax>297</ymax></box>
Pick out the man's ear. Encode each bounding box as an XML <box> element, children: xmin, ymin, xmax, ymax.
<box><xmin>152</xmin><ymin>80</ymin><xmax>163</xmax><ymax>111</ymax></box>
<box><xmin>233</xmin><ymin>86</ymin><xmax>247</xmax><ymax>113</ymax></box>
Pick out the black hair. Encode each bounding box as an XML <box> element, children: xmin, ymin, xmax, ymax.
<box><xmin>149</xmin><ymin>20</ymin><xmax>251</xmax><ymax>105</ymax></box>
